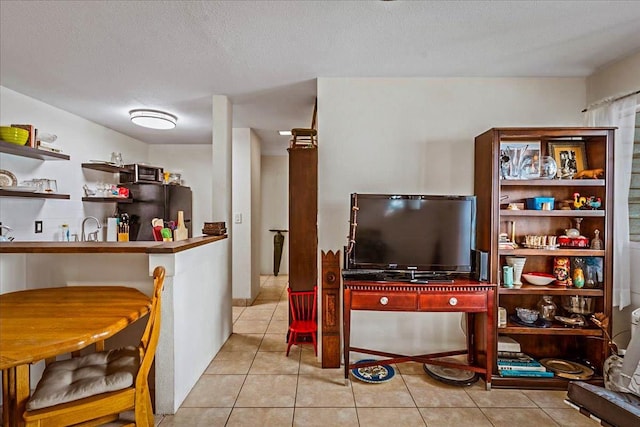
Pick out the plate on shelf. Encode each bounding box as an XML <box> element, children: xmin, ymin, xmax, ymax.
<box><xmin>509</xmin><ymin>314</ymin><xmax>552</xmax><ymax>328</ymax></box>
<box><xmin>540</xmin><ymin>358</ymin><xmax>594</xmax><ymax>380</ymax></box>
<box><xmin>0</xmin><ymin>185</ymin><xmax>37</xmax><ymax>192</ymax></box>
<box><xmin>423</xmin><ymin>359</ymin><xmax>478</xmax><ymax>387</ymax></box>
<box><xmin>0</xmin><ymin>169</ymin><xmax>17</xmax><ymax>187</ymax></box>
<box><xmin>88</xmin><ymin>160</ymin><xmax>118</xmax><ymax>166</ymax></box>
<box><xmin>555</xmin><ymin>315</ymin><xmax>586</xmax><ymax>327</ymax></box>
<box><xmin>351</xmin><ymin>359</ymin><xmax>395</xmax><ymax>384</ymax></box>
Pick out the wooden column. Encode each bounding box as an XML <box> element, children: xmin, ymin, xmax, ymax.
<box><xmin>287</xmin><ymin>144</ymin><xmax>317</xmax><ymax>292</ymax></box>
<box><xmin>321</xmin><ymin>250</ymin><xmax>341</xmax><ymax>368</ymax></box>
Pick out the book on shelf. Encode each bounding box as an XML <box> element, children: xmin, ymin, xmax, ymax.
<box><xmin>499</xmin><ymin>369</ymin><xmax>554</xmax><ymax>378</ymax></box>
<box><xmin>497</xmin><ymin>336</ymin><xmax>521</xmax><ymax>353</ymax></box>
<box><xmin>497</xmin><ymin>351</ymin><xmax>531</xmax><ymax>360</ymax></box>
<box><xmin>497</xmin><ymin>357</ymin><xmax>546</xmax><ymax>372</ymax></box>
<box><xmin>497</xmin><ymin>363</ymin><xmax>547</xmax><ymax>372</ymax></box>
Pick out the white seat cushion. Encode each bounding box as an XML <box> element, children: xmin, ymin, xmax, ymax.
<box><xmin>27</xmin><ymin>346</ymin><xmax>139</xmax><ymax>411</ymax></box>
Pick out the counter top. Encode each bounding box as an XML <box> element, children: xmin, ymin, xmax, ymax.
<box><xmin>0</xmin><ymin>235</ymin><xmax>227</xmax><ymax>254</ymax></box>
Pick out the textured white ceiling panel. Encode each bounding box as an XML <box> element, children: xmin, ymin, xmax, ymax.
<box><xmin>1</xmin><ymin>1</ymin><xmax>640</xmax><ymax>153</ymax></box>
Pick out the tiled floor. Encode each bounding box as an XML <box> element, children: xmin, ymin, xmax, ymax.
<box><xmin>157</xmin><ymin>275</ymin><xmax>598</xmax><ymax>426</ymax></box>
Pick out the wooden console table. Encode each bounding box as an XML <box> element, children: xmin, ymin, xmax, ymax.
<box><xmin>343</xmin><ymin>279</ymin><xmax>496</xmax><ymax>390</ymax></box>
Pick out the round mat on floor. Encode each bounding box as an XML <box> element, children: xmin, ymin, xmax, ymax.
<box><xmin>423</xmin><ymin>359</ymin><xmax>479</xmax><ymax>387</ymax></box>
<box><xmin>351</xmin><ymin>359</ymin><xmax>395</xmax><ymax>384</ymax></box>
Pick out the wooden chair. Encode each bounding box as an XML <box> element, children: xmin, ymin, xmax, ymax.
<box><xmin>286</xmin><ymin>286</ymin><xmax>318</xmax><ymax>356</ymax></box>
<box><xmin>23</xmin><ymin>266</ymin><xmax>166</xmax><ymax>427</ymax></box>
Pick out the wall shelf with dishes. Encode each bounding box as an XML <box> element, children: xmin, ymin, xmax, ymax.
<box><xmin>0</xmin><ymin>139</ymin><xmax>70</xmax><ymax>161</ymax></box>
<box><xmin>474</xmin><ymin>127</ymin><xmax>614</xmax><ymax>389</ymax></box>
<box><xmin>0</xmin><ymin>189</ymin><xmax>70</xmax><ymax>200</ymax></box>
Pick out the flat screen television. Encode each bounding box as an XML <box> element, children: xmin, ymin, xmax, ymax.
<box><xmin>345</xmin><ymin>193</ymin><xmax>476</xmax><ymax>278</ymax></box>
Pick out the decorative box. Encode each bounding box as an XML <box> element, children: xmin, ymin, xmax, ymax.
<box><xmin>526</xmin><ymin>197</ymin><xmax>555</xmax><ymax>210</ymax></box>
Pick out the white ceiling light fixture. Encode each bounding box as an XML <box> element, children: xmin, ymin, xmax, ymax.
<box><xmin>129</xmin><ymin>109</ymin><xmax>178</xmax><ymax>130</ymax></box>
<box><xmin>279</xmin><ymin>130</ymin><xmax>292</xmax><ymax>136</ymax></box>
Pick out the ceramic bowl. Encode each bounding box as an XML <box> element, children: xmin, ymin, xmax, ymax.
<box><xmin>516</xmin><ymin>307</ymin><xmax>539</xmax><ymax>323</ymax></box>
<box><xmin>522</xmin><ymin>272</ymin><xmax>556</xmax><ymax>286</ymax></box>
<box><xmin>0</xmin><ymin>126</ymin><xmax>29</xmax><ymax>145</ymax></box>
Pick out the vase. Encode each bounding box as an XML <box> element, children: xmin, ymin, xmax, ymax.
<box><xmin>537</xmin><ymin>295</ymin><xmax>557</xmax><ymax>321</ymax></box>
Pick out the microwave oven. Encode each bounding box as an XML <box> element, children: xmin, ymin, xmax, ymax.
<box><xmin>119</xmin><ymin>164</ymin><xmax>164</xmax><ymax>184</ymax></box>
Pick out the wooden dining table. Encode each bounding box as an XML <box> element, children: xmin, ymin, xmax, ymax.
<box><xmin>0</xmin><ymin>286</ymin><xmax>152</xmax><ymax>427</ymax></box>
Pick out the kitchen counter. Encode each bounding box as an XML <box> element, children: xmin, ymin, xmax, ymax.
<box><xmin>0</xmin><ymin>234</ymin><xmax>226</xmax><ymax>254</ymax></box>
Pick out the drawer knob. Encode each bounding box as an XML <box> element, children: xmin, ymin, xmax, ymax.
<box><xmin>380</xmin><ymin>296</ymin><xmax>389</xmax><ymax>305</ymax></box>
<box><xmin>449</xmin><ymin>297</ymin><xmax>458</xmax><ymax>306</ymax></box>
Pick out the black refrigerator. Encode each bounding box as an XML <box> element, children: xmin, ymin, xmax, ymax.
<box><xmin>117</xmin><ymin>184</ymin><xmax>192</xmax><ymax>241</ymax></box>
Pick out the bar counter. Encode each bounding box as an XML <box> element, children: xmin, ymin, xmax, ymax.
<box><xmin>0</xmin><ymin>233</ymin><xmax>231</xmax><ymax>415</ymax></box>
<box><xmin>0</xmin><ymin>234</ymin><xmax>226</xmax><ymax>254</ymax></box>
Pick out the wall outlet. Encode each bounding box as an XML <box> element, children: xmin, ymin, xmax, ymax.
<box><xmin>35</xmin><ymin>220</ymin><xmax>43</xmax><ymax>233</ymax></box>
<box><xmin>234</xmin><ymin>213</ymin><xmax>242</xmax><ymax>224</ymax></box>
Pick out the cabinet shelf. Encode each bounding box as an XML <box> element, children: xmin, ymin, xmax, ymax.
<box><xmin>500</xmin><ymin>179</ymin><xmax>605</xmax><ymax>187</ymax></box>
<box><xmin>82</xmin><ymin>197</ymin><xmax>132</xmax><ymax>203</ymax></box>
<box><xmin>499</xmin><ymin>323</ymin><xmax>602</xmax><ymax>336</ymax></box>
<box><xmin>0</xmin><ymin>140</ymin><xmax>70</xmax><ymax>160</ymax></box>
<box><xmin>81</xmin><ymin>163</ymin><xmax>127</xmax><ymax>173</ymax></box>
<box><xmin>499</xmin><ymin>248</ymin><xmax>605</xmax><ymax>256</ymax></box>
<box><xmin>491</xmin><ymin>376</ymin><xmax>603</xmax><ymax>389</ymax></box>
<box><xmin>499</xmin><ymin>286</ymin><xmax>603</xmax><ymax>296</ymax></box>
<box><xmin>499</xmin><ymin>209</ymin><xmax>604</xmax><ymax>217</ymax></box>
<box><xmin>0</xmin><ymin>190</ymin><xmax>70</xmax><ymax>199</ymax></box>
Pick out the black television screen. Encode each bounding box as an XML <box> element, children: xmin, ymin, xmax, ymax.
<box><xmin>347</xmin><ymin>194</ymin><xmax>476</xmax><ymax>274</ymax></box>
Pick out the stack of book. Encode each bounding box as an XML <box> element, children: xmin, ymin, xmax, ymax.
<box><xmin>497</xmin><ymin>355</ymin><xmax>554</xmax><ymax>378</ymax></box>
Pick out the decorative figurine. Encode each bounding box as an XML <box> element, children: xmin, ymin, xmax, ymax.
<box><xmin>554</xmin><ymin>256</ymin><xmax>570</xmax><ymax>285</ymax></box>
<box><xmin>572</xmin><ymin>193</ymin><xmax>602</xmax><ymax>210</ymax></box>
<box><xmin>591</xmin><ymin>229</ymin><xmax>603</xmax><ymax>250</ymax></box>
<box><xmin>574</xmin><ymin>168</ymin><xmax>604</xmax><ymax>179</ymax></box>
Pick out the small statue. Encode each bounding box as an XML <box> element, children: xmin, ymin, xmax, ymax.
<box><xmin>574</xmin><ymin>168</ymin><xmax>605</xmax><ymax>179</ymax></box>
<box><xmin>591</xmin><ymin>229</ymin><xmax>603</xmax><ymax>250</ymax></box>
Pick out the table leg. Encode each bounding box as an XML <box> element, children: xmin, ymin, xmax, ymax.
<box><xmin>343</xmin><ymin>289</ymin><xmax>352</xmax><ymax>382</ymax></box>
<box><xmin>2</xmin><ymin>365</ymin><xmax>28</xmax><ymax>427</ymax></box>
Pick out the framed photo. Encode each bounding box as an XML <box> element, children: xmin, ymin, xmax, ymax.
<box><xmin>499</xmin><ymin>141</ymin><xmax>541</xmax><ymax>180</ymax></box>
<box><xmin>548</xmin><ymin>141</ymin><xmax>588</xmax><ymax>179</ymax></box>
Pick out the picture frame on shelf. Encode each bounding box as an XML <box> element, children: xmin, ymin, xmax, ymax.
<box><xmin>547</xmin><ymin>141</ymin><xmax>588</xmax><ymax>179</ymax></box>
<box><xmin>499</xmin><ymin>141</ymin><xmax>541</xmax><ymax>180</ymax></box>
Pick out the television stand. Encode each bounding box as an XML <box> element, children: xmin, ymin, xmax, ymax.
<box><xmin>343</xmin><ymin>278</ymin><xmax>496</xmax><ymax>390</ymax></box>
<box><xmin>383</xmin><ymin>271</ymin><xmax>454</xmax><ymax>283</ymax></box>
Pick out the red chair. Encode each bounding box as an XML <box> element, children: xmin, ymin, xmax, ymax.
<box><xmin>286</xmin><ymin>286</ymin><xmax>318</xmax><ymax>356</ymax></box>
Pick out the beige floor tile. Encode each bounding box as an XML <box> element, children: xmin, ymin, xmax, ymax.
<box><xmin>357</xmin><ymin>407</ymin><xmax>426</xmax><ymax>426</ymax></box>
<box><xmin>481</xmin><ymin>407</ymin><xmax>558</xmax><ymax>426</ymax></box>
<box><xmin>249</xmin><ymin>350</ymin><xmax>301</xmax><ymax>374</ymax></box>
<box><xmin>250</xmin><ymin>299</ymin><xmax>279</xmax><ymax>310</ymax></box>
<box><xmin>542</xmin><ymin>407</ymin><xmax>601</xmax><ymax>426</ymax></box>
<box><xmin>157</xmin><ymin>408</ymin><xmax>231</xmax><ymax>427</ymax></box>
<box><xmin>255</xmin><ymin>289</ymin><xmax>284</xmax><ymax>301</ymax></box>
<box><xmin>397</xmin><ymin>361</ymin><xmax>427</xmax><ymax>375</ymax></box>
<box><xmin>233</xmin><ymin>319</ymin><xmax>269</xmax><ymax>334</ymax></box>
<box><xmin>295</xmin><ymin>372</ymin><xmax>355</xmax><ymax>407</ymax></box>
<box><xmin>403</xmin><ymin>375</ymin><xmax>477</xmax><ymax>407</ymax></box>
<box><xmin>273</xmin><ymin>304</ymin><xmax>289</xmax><ymax>320</ymax></box>
<box><xmin>418</xmin><ymin>407</ymin><xmax>493</xmax><ymax>427</ymax></box>
<box><xmin>235</xmin><ymin>374</ymin><xmax>298</xmax><ymax>407</ymax></box>
<box><xmin>182</xmin><ymin>374</ymin><xmax>246</xmax><ymax>407</ymax></box>
<box><xmin>237</xmin><ymin>308</ymin><xmax>275</xmax><ymax>321</ymax></box>
<box><xmin>226</xmin><ymin>407</ymin><xmax>294</xmax><ymax>427</ymax></box>
<box><xmin>219</xmin><ymin>333</ymin><xmax>263</xmax><ymax>352</ymax></box>
<box><xmin>351</xmin><ymin>376</ymin><xmax>416</xmax><ymax>407</ymax></box>
<box><xmin>293</xmin><ymin>408</ymin><xmax>359</xmax><ymax>427</ymax></box>
<box><xmin>206</xmin><ymin>352</ymin><xmax>255</xmax><ymax>375</ymax></box>
<box><xmin>299</xmin><ymin>348</ymin><xmax>332</xmax><ymax>375</ymax></box>
<box><xmin>466</xmin><ymin>389</ymin><xmax>537</xmax><ymax>407</ymax></box>
<box><xmin>232</xmin><ymin>306</ymin><xmax>245</xmax><ymax>321</ymax></box>
<box><xmin>266</xmin><ymin>319</ymin><xmax>289</xmax><ymax>334</ymax></box>
<box><xmin>522</xmin><ymin>390</ymin><xmax>569</xmax><ymax>408</ymax></box>
<box><xmin>259</xmin><ymin>333</ymin><xmax>289</xmax><ymax>352</ymax></box>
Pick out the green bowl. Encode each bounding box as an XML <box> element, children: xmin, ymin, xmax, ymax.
<box><xmin>0</xmin><ymin>126</ymin><xmax>29</xmax><ymax>145</ymax></box>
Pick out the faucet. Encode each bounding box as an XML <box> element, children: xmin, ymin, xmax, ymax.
<box><xmin>81</xmin><ymin>217</ymin><xmax>102</xmax><ymax>242</ymax></box>
<box><xmin>0</xmin><ymin>225</ymin><xmax>14</xmax><ymax>242</ymax></box>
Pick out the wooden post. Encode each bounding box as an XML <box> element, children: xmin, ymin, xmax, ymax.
<box><xmin>321</xmin><ymin>250</ymin><xmax>341</xmax><ymax>368</ymax></box>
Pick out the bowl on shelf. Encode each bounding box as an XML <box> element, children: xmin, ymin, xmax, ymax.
<box><xmin>522</xmin><ymin>272</ymin><xmax>556</xmax><ymax>286</ymax></box>
<box><xmin>516</xmin><ymin>307</ymin><xmax>539</xmax><ymax>324</ymax></box>
<box><xmin>0</xmin><ymin>126</ymin><xmax>29</xmax><ymax>145</ymax></box>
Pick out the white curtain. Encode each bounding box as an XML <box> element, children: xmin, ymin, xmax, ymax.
<box><xmin>585</xmin><ymin>94</ymin><xmax>638</xmax><ymax>309</ymax></box>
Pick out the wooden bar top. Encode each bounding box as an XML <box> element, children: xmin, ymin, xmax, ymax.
<box><xmin>0</xmin><ymin>235</ymin><xmax>227</xmax><ymax>254</ymax></box>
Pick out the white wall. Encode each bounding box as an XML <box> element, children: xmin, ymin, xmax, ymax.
<box><xmin>318</xmin><ymin>77</ymin><xmax>585</xmax><ymax>355</ymax></box>
<box><xmin>587</xmin><ymin>52</ymin><xmax>640</xmax><ymax>346</ymax></box>
<box><xmin>260</xmin><ymin>155</ymin><xmax>289</xmax><ymax>275</ymax></box>
<box><xmin>232</xmin><ymin>128</ymin><xmax>262</xmax><ymax>303</ymax></box>
<box><xmin>148</xmin><ymin>144</ymin><xmax>212</xmax><ymax>238</ymax></box>
<box><xmin>0</xmin><ymin>86</ymin><xmax>147</xmax><ymax>242</ymax></box>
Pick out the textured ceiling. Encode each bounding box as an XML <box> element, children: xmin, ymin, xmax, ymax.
<box><xmin>1</xmin><ymin>1</ymin><xmax>640</xmax><ymax>155</ymax></box>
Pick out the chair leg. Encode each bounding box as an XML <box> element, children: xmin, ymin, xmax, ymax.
<box><xmin>286</xmin><ymin>332</ymin><xmax>296</xmax><ymax>356</ymax></box>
